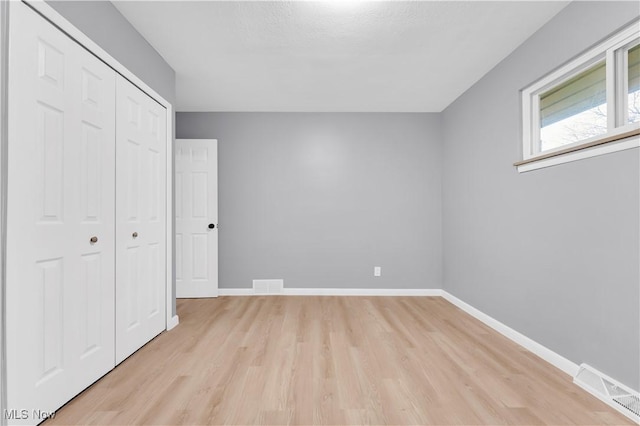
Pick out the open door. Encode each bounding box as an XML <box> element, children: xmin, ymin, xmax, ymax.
<box><xmin>175</xmin><ymin>139</ymin><xmax>219</xmax><ymax>298</ymax></box>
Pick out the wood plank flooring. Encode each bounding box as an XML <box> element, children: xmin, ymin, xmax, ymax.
<box><xmin>46</xmin><ymin>296</ymin><xmax>632</xmax><ymax>425</ymax></box>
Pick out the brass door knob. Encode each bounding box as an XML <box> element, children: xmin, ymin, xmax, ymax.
<box><xmin>132</xmin><ymin>232</ymin><xmax>138</xmax><ymax>238</ymax></box>
<box><xmin>90</xmin><ymin>236</ymin><xmax>98</xmax><ymax>244</ymax></box>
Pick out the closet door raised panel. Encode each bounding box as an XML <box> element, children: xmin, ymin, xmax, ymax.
<box><xmin>115</xmin><ymin>76</ymin><xmax>167</xmax><ymax>364</ymax></box>
<box><xmin>6</xmin><ymin>3</ymin><xmax>116</xmax><ymax>423</ymax></box>
<box><xmin>74</xmin><ymin>34</ymin><xmax>117</xmax><ymax>392</ymax></box>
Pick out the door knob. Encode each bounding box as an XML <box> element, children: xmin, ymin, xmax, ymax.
<box><xmin>132</xmin><ymin>232</ymin><xmax>138</xmax><ymax>238</ymax></box>
<box><xmin>90</xmin><ymin>236</ymin><xmax>98</xmax><ymax>244</ymax></box>
<box><xmin>208</xmin><ymin>223</ymin><xmax>215</xmax><ymax>229</ymax></box>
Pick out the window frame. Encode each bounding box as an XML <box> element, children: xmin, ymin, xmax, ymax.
<box><xmin>519</xmin><ymin>20</ymin><xmax>640</xmax><ymax>172</ymax></box>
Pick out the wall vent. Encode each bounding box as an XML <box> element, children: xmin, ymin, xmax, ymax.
<box><xmin>614</xmin><ymin>395</ymin><xmax>640</xmax><ymax>417</ymax></box>
<box><xmin>574</xmin><ymin>363</ymin><xmax>640</xmax><ymax>422</ymax></box>
<box><xmin>252</xmin><ymin>279</ymin><xmax>284</xmax><ymax>295</ymax></box>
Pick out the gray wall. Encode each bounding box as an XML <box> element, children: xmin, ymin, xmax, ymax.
<box><xmin>442</xmin><ymin>1</ymin><xmax>640</xmax><ymax>391</ymax></box>
<box><xmin>46</xmin><ymin>1</ymin><xmax>178</xmax><ymax>315</ymax></box>
<box><xmin>177</xmin><ymin>113</ymin><xmax>443</xmax><ymax>290</ymax></box>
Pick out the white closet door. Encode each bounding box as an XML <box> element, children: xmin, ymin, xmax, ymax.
<box><xmin>6</xmin><ymin>2</ymin><xmax>116</xmax><ymax>423</ymax></box>
<box><xmin>176</xmin><ymin>139</ymin><xmax>219</xmax><ymax>298</ymax></box>
<box><xmin>115</xmin><ymin>76</ymin><xmax>167</xmax><ymax>364</ymax></box>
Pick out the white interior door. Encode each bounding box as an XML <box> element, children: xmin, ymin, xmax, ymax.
<box><xmin>175</xmin><ymin>139</ymin><xmax>219</xmax><ymax>298</ymax></box>
<box><xmin>6</xmin><ymin>2</ymin><xmax>116</xmax><ymax>423</ymax></box>
<box><xmin>115</xmin><ymin>75</ymin><xmax>167</xmax><ymax>364</ymax></box>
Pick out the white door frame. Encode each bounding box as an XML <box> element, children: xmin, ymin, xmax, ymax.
<box><xmin>9</xmin><ymin>1</ymin><xmax>177</xmax><ymax>333</ymax></box>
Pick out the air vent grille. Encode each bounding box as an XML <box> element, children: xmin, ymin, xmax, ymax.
<box><xmin>614</xmin><ymin>395</ymin><xmax>640</xmax><ymax>417</ymax></box>
<box><xmin>574</xmin><ymin>364</ymin><xmax>640</xmax><ymax>422</ymax></box>
<box><xmin>603</xmin><ymin>379</ymin><xmax>630</xmax><ymax>397</ymax></box>
<box><xmin>252</xmin><ymin>279</ymin><xmax>284</xmax><ymax>295</ymax></box>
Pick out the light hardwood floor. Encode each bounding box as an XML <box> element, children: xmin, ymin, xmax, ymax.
<box><xmin>46</xmin><ymin>296</ymin><xmax>632</xmax><ymax>425</ymax></box>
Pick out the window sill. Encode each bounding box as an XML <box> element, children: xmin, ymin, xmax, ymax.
<box><xmin>515</xmin><ymin>128</ymin><xmax>640</xmax><ymax>173</ymax></box>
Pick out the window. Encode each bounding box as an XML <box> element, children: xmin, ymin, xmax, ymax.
<box><xmin>628</xmin><ymin>44</ymin><xmax>640</xmax><ymax>124</ymax></box>
<box><xmin>519</xmin><ymin>20</ymin><xmax>640</xmax><ymax>172</ymax></box>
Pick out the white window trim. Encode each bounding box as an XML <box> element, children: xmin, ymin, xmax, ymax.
<box><xmin>519</xmin><ymin>20</ymin><xmax>640</xmax><ymax>173</ymax></box>
<box><xmin>516</xmin><ymin>136</ymin><xmax>639</xmax><ymax>172</ymax></box>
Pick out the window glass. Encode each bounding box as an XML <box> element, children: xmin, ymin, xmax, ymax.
<box><xmin>539</xmin><ymin>61</ymin><xmax>607</xmax><ymax>152</ymax></box>
<box><xmin>628</xmin><ymin>44</ymin><xmax>640</xmax><ymax>124</ymax></box>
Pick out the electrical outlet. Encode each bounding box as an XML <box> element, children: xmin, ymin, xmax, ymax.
<box><xmin>374</xmin><ymin>266</ymin><xmax>381</xmax><ymax>277</ymax></box>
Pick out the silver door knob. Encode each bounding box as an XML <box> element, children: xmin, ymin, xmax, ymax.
<box><xmin>90</xmin><ymin>236</ymin><xmax>98</xmax><ymax>244</ymax></box>
<box><xmin>132</xmin><ymin>232</ymin><xmax>138</xmax><ymax>238</ymax></box>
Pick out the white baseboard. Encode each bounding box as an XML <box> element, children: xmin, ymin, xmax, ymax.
<box><xmin>441</xmin><ymin>291</ymin><xmax>579</xmax><ymax>377</ymax></box>
<box><xmin>166</xmin><ymin>315</ymin><xmax>180</xmax><ymax>331</ymax></box>
<box><xmin>176</xmin><ymin>290</ymin><xmax>219</xmax><ymax>298</ymax></box>
<box><xmin>441</xmin><ymin>292</ymin><xmax>640</xmax><ymax>419</ymax></box>
<box><xmin>218</xmin><ymin>288</ymin><xmax>254</xmax><ymax>296</ymax></box>
<box><xmin>218</xmin><ymin>288</ymin><xmax>444</xmax><ymax>297</ymax></box>
<box><xmin>285</xmin><ymin>288</ymin><xmax>443</xmax><ymax>296</ymax></box>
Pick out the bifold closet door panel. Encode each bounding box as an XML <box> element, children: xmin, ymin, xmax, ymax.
<box><xmin>6</xmin><ymin>2</ymin><xmax>116</xmax><ymax>422</ymax></box>
<box><xmin>115</xmin><ymin>75</ymin><xmax>167</xmax><ymax>364</ymax></box>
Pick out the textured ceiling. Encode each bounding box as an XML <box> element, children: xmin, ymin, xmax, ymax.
<box><xmin>113</xmin><ymin>1</ymin><xmax>569</xmax><ymax>112</ymax></box>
